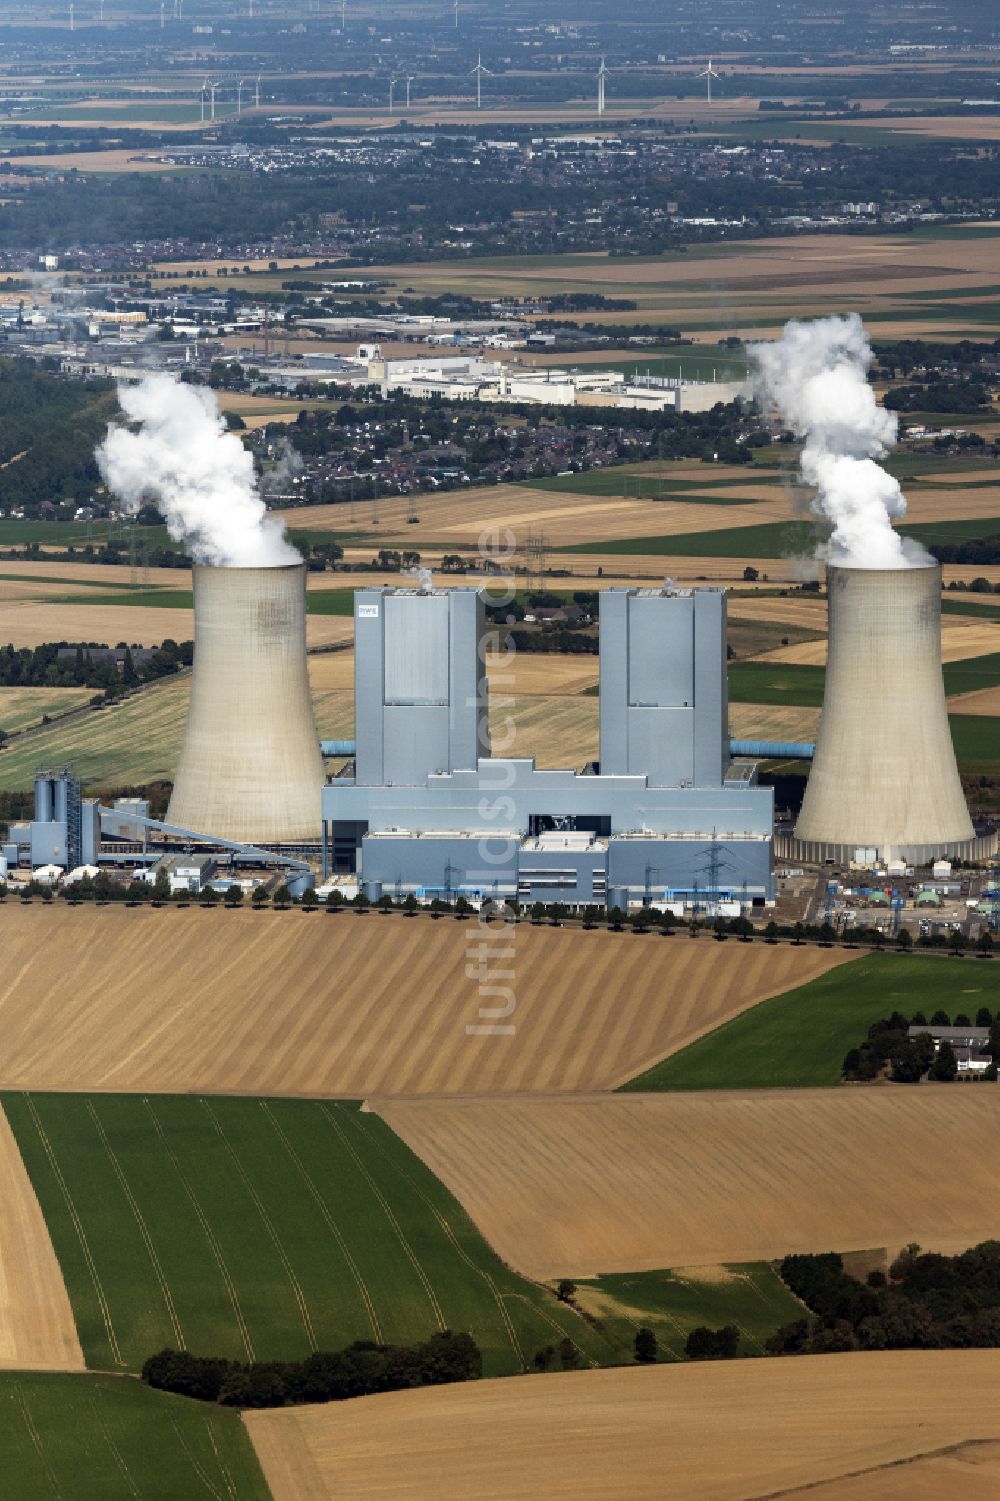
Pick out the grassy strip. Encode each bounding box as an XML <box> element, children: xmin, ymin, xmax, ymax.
<box><xmin>0</xmin><ymin>1370</ymin><xmax>270</xmax><ymax>1499</ymax></box>
<box><xmin>621</xmin><ymin>955</ymin><xmax>996</xmax><ymax>1092</ymax></box>
<box><xmin>563</xmin><ymin>515</ymin><xmax>1000</xmax><ymax>558</ymax></box>
<box><xmin>575</xmin><ymin>1265</ymin><xmax>804</xmax><ymax>1361</ymax></box>
<box><xmin>46</xmin><ymin>587</ymin><xmax>356</xmax><ymax>616</ymax></box>
<box><xmin>4</xmin><ymin>1094</ymin><xmax>614</xmax><ymax>1378</ymax></box>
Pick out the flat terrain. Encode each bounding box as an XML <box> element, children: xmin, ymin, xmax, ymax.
<box><xmin>622</xmin><ymin>952</ymin><xmax>996</xmax><ymax>1092</ymax></box>
<box><xmin>376</xmin><ymin>1089</ymin><xmax>1000</xmax><ymax>1278</ymax></box>
<box><xmin>4</xmin><ymin>1093</ymin><xmax>605</xmax><ymax>1377</ymax></box>
<box><xmin>0</xmin><ymin>908</ymin><xmax>850</xmax><ymax>1097</ymax></box>
<box><xmin>0</xmin><ymin>1370</ymin><xmax>270</xmax><ymax>1499</ymax></box>
<box><xmin>0</xmin><ymin>1108</ymin><xmax>83</xmax><ymax>1372</ymax></box>
<box><xmin>363</xmin><ymin>226</ymin><xmax>1000</xmax><ymax>341</ymax></box>
<box><xmin>246</xmin><ymin>1350</ymin><xmax>1000</xmax><ymax>1501</ymax></box>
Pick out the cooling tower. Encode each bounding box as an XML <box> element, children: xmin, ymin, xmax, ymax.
<box><xmin>166</xmin><ymin>564</ymin><xmax>323</xmax><ymax>844</ymax></box>
<box><xmin>793</xmin><ymin>562</ymin><xmax>974</xmax><ymax>863</ymax></box>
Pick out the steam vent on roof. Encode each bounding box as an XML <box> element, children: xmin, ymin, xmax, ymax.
<box><xmin>792</xmin><ymin>562</ymin><xmax>976</xmax><ymax>864</ymax></box>
<box><xmin>166</xmin><ymin>563</ymin><xmax>323</xmax><ymax>844</ymax></box>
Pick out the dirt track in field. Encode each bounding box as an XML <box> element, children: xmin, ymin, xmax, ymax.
<box><xmin>376</xmin><ymin>1089</ymin><xmax>1000</xmax><ymax>1279</ymax></box>
<box><xmin>0</xmin><ymin>909</ymin><xmax>849</xmax><ymax>1098</ymax></box>
<box><xmin>245</xmin><ymin>1351</ymin><xmax>1000</xmax><ymax>1501</ymax></box>
<box><xmin>0</xmin><ymin>1107</ymin><xmax>84</xmax><ymax>1372</ymax></box>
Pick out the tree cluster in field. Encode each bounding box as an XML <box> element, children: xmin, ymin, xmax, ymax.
<box><xmin>885</xmin><ymin>379</ymin><xmax>991</xmax><ymax>414</ymax></box>
<box><xmin>842</xmin><ymin>1007</ymin><xmax>999</xmax><ymax>1084</ymax></box>
<box><xmin>684</xmin><ymin>1325</ymin><xmax>740</xmax><ymax>1361</ymax></box>
<box><xmin>142</xmin><ymin>1330</ymin><xmax>481</xmax><ymax>1409</ymax></box>
<box><xmin>872</xmin><ymin>338</ymin><xmax>1000</xmax><ymax>380</ymax></box>
<box><xmin>0</xmin><ymin>639</ymin><xmax>192</xmax><ymax>696</ymax></box>
<box><xmin>767</xmin><ymin>1243</ymin><xmax>1000</xmax><ymax>1356</ymax></box>
<box><xmin>0</xmin><ymin>358</ymin><xmax>114</xmax><ymax>510</ymax></box>
<box><xmin>929</xmin><ymin>535</ymin><xmax>1000</xmax><ymax>567</ymax></box>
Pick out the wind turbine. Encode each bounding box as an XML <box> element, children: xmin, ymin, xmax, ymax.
<box><xmin>470</xmin><ymin>52</ymin><xmax>491</xmax><ymax>110</ymax></box>
<box><xmin>405</xmin><ymin>72</ymin><xmax>415</xmax><ymax>108</ymax></box>
<box><xmin>597</xmin><ymin>56</ymin><xmax>607</xmax><ymax>117</ymax></box>
<box><xmin>698</xmin><ymin>57</ymin><xmax>720</xmax><ymax>104</ymax></box>
<box><xmin>237</xmin><ymin>77</ymin><xmax>245</xmax><ymax>114</ymax></box>
<box><xmin>209</xmin><ymin>78</ymin><xmax>218</xmax><ymax>120</ymax></box>
<box><xmin>453</xmin><ymin>0</ymin><xmax>458</xmax><ymax>28</ymax></box>
<box><xmin>159</xmin><ymin>0</ymin><xmax>165</xmax><ymax>26</ymax></box>
<box><xmin>388</xmin><ymin>75</ymin><xmax>398</xmax><ymax>112</ymax></box>
<box><xmin>255</xmin><ymin>72</ymin><xmax>262</xmax><ymax>108</ymax></box>
<box><xmin>69</xmin><ymin>1</ymin><xmax>74</xmax><ymax>30</ymax></box>
<box><xmin>199</xmin><ymin>78</ymin><xmax>208</xmax><ymax>121</ymax></box>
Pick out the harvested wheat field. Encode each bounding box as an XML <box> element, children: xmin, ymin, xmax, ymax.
<box><xmin>0</xmin><ymin>599</ymin><xmax>352</xmax><ymax>651</ymax></box>
<box><xmin>0</xmin><ymin>909</ymin><xmax>848</xmax><ymax>1097</ymax></box>
<box><xmin>947</xmin><ymin>685</ymin><xmax>1000</xmax><ymax>716</ymax></box>
<box><xmin>276</xmin><ymin>480</ymin><xmax>778</xmax><ymax>551</ymax></box>
<box><xmin>778</xmin><ymin>1440</ymin><xmax>1000</xmax><ymax>1501</ymax></box>
<box><xmin>377</xmin><ymin>1089</ymin><xmax>1000</xmax><ymax>1278</ymax></box>
<box><xmin>308</xmin><ymin>650</ymin><xmax>599</xmax><ymax>699</ymax></box>
<box><xmin>0</xmin><ymin>1106</ymin><xmax>84</xmax><ymax>1371</ymax></box>
<box><xmin>728</xmin><ymin>703</ymin><xmax>822</xmax><ymax>741</ymax></box>
<box><xmin>245</xmin><ymin>1350</ymin><xmax>1000</xmax><ymax>1501</ymax></box>
<box><xmin>754</xmin><ymin>617</ymin><xmax>1000</xmax><ymax>666</ymax></box>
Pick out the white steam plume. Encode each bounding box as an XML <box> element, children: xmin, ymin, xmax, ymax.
<box><xmin>748</xmin><ymin>314</ymin><xmax>932</xmax><ymax>569</ymax></box>
<box><xmin>97</xmin><ymin>376</ymin><xmax>300</xmax><ymax>568</ymax></box>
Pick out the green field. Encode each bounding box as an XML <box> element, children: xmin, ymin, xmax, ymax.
<box><xmin>0</xmin><ymin>520</ymin><xmax>173</xmax><ymax>549</ymax></box>
<box><xmin>4</xmin><ymin>1094</ymin><xmax>612</xmax><ymax>1378</ymax></box>
<box><xmin>48</xmin><ymin>586</ymin><xmax>355</xmax><ymax>617</ymax></box>
<box><xmin>728</xmin><ymin>662</ymin><xmax>825</xmax><ymax>706</ymax></box>
<box><xmin>943</xmin><ymin>653</ymin><xmax>1000</xmax><ymax>696</ymax></box>
<box><xmin>621</xmin><ymin>954</ymin><xmax>997</xmax><ymax>1092</ymax></box>
<box><xmin>0</xmin><ymin>1371</ymin><xmax>269</xmax><ymax>1501</ymax></box>
<box><xmin>576</xmin><ymin>1264</ymin><xmax>805</xmax><ymax>1361</ymax></box>
<box><xmin>562</xmin><ymin>519</ymin><xmax>819</xmax><ymax>557</ymax></box>
<box><xmin>526</xmin><ymin>468</ymin><xmax>762</xmax><ymax>502</ymax></box>
<box><xmin>562</xmin><ymin>513</ymin><xmax>1000</xmax><ymax>559</ymax></box>
<box><xmin>941</xmin><ymin>599</ymin><xmax>1000</xmax><ymax>620</ymax></box>
<box><xmin>948</xmin><ymin>713</ymin><xmax>1000</xmax><ymax>773</ymax></box>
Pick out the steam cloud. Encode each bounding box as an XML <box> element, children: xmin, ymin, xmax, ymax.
<box><xmin>748</xmin><ymin>314</ymin><xmax>932</xmax><ymax>569</ymax></box>
<box><xmin>97</xmin><ymin>376</ymin><xmax>300</xmax><ymax>568</ymax></box>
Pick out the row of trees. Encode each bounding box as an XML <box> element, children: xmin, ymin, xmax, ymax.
<box><xmin>143</xmin><ymin>1330</ymin><xmax>481</xmax><ymax>1409</ymax></box>
<box><xmin>0</xmin><ymin>639</ymin><xmax>193</xmax><ymax>693</ymax></box>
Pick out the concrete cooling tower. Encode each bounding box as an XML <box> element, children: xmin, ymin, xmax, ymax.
<box><xmin>166</xmin><ymin>563</ymin><xmax>323</xmax><ymax>844</ymax></box>
<box><xmin>793</xmin><ymin>562</ymin><xmax>975</xmax><ymax>864</ymax></box>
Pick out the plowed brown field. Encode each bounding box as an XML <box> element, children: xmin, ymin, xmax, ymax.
<box><xmin>0</xmin><ymin>1106</ymin><xmax>84</xmax><ymax>1371</ymax></box>
<box><xmin>376</xmin><ymin>1090</ymin><xmax>1000</xmax><ymax>1278</ymax></box>
<box><xmin>0</xmin><ymin>909</ymin><xmax>848</xmax><ymax>1097</ymax></box>
<box><xmin>245</xmin><ymin>1351</ymin><xmax>1000</xmax><ymax>1501</ymax></box>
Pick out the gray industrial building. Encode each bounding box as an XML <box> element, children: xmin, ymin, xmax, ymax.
<box><xmin>4</xmin><ymin>770</ymin><xmax>100</xmax><ymax>871</ymax></box>
<box><xmin>321</xmin><ymin>585</ymin><xmax>774</xmax><ymax>908</ymax></box>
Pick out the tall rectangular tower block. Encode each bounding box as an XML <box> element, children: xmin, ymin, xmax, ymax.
<box><xmin>354</xmin><ymin>586</ymin><xmax>489</xmax><ymax>786</ymax></box>
<box><xmin>599</xmin><ymin>587</ymin><xmax>729</xmax><ymax>787</ymax></box>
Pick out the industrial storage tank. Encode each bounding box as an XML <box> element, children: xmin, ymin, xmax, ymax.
<box><xmin>794</xmin><ymin>561</ymin><xmax>975</xmax><ymax>863</ymax></box>
<box><xmin>166</xmin><ymin>564</ymin><xmax>323</xmax><ymax>843</ymax></box>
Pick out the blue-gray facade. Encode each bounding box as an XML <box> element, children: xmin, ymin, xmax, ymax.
<box><xmin>322</xmin><ymin>586</ymin><xmax>774</xmax><ymax>907</ymax></box>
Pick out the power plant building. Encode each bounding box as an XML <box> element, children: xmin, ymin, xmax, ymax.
<box><xmin>167</xmin><ymin>563</ymin><xmax>324</xmax><ymax>845</ymax></box>
<box><xmin>791</xmin><ymin>562</ymin><xmax>982</xmax><ymax>864</ymax></box>
<box><xmin>322</xmin><ymin>586</ymin><xmax>774</xmax><ymax>907</ymax></box>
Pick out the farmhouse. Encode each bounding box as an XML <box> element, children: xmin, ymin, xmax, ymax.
<box><xmin>908</xmin><ymin>1025</ymin><xmax>993</xmax><ymax>1076</ymax></box>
